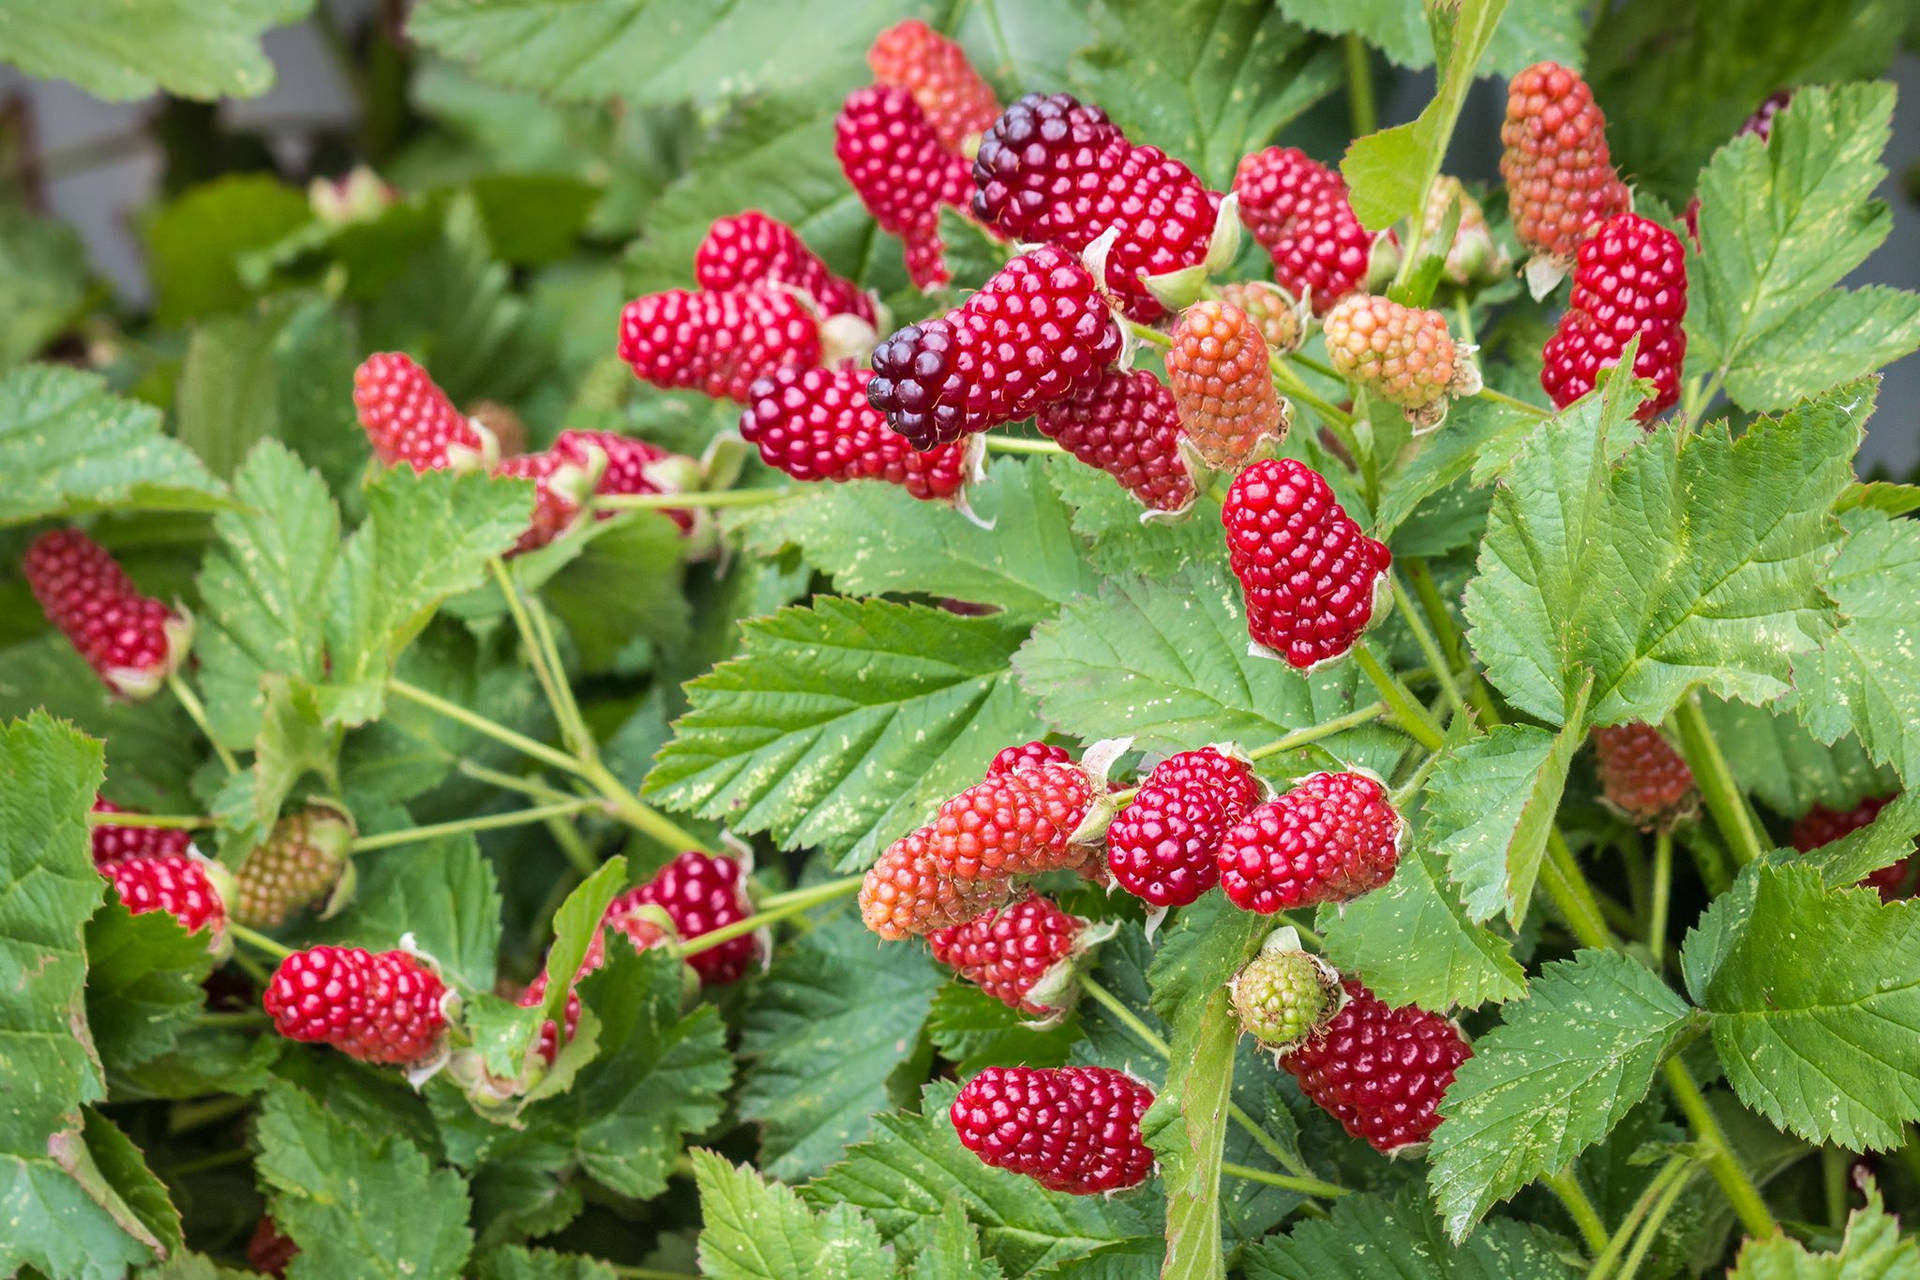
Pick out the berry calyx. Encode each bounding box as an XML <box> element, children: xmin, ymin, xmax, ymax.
<box><xmin>1499</xmin><ymin>62</ymin><xmax>1631</xmax><ymax>270</ymax></box>
<box><xmin>352</xmin><ymin>352</ymin><xmax>497</xmax><ymax>473</ymax></box>
<box><xmin>866</xmin><ymin>244</ymin><xmax>1123</xmax><ymax>450</ymax></box>
<box><xmin>1036</xmin><ymin>368</ymin><xmax>1196</xmax><ymax>513</ymax></box>
<box><xmin>25</xmin><ymin>528</ymin><xmax>191</xmax><ymax>700</ymax></box>
<box><xmin>618</xmin><ymin>284</ymin><xmax>823</xmax><ymax>403</ymax></box>
<box><xmin>1222</xmin><ymin>459</ymin><xmax>1391</xmax><ymax>668</ymax></box>
<box><xmin>923</xmin><ymin>759</ymin><xmax>1099</xmax><ymax>880</ymax></box>
<box><xmin>1281</xmin><ymin>978</ymin><xmax>1470</xmax><ymax>1154</ymax></box>
<box><xmin>694</xmin><ymin>211</ymin><xmax>874</xmax><ymax>324</ymax></box>
<box><xmin>262</xmin><ymin>945</ymin><xmax>450</xmax><ymax>1066</ymax></box>
<box><xmin>950</xmin><ymin>1065</ymin><xmax>1155</xmax><ymax>1194</ymax></box>
<box><xmin>1166</xmin><ymin>299</ymin><xmax>1287</xmax><ymax>469</ymax></box>
<box><xmin>928</xmin><ymin>892</ymin><xmax>1087</xmax><ymax>1016</ymax></box>
<box><xmin>1792</xmin><ymin>795</ymin><xmax>1914</xmax><ymax>901</ymax></box>
<box><xmin>835</xmin><ymin>85</ymin><xmax>975</xmax><ymax>290</ymax></box>
<box><xmin>617</xmin><ymin>851</ymin><xmax>761</xmax><ymax>986</ymax></box>
<box><xmin>1322</xmin><ymin>294</ymin><xmax>1478</xmax><ymax>428</ymax></box>
<box><xmin>105</xmin><ymin>853</ymin><xmax>227</xmax><ymax>948</ymax></box>
<box><xmin>1107</xmin><ymin>748</ymin><xmax>1263</xmax><ymax>908</ymax></box>
<box><xmin>233</xmin><ymin>807</ymin><xmax>352</xmax><ymax>928</ymax></box>
<box><xmin>1230</xmin><ymin>946</ymin><xmax>1340</xmax><ymax>1050</ymax></box>
<box><xmin>860</xmin><ymin>827</ymin><xmax>1014</xmax><ymax>940</ymax></box>
<box><xmin>1591</xmin><ymin>723</ymin><xmax>1696</xmax><ymax>829</ymax></box>
<box><xmin>1540</xmin><ymin>212</ymin><xmax>1688</xmax><ymax>422</ymax></box>
<box><xmin>1232</xmin><ymin>147</ymin><xmax>1378</xmax><ymax>315</ymax></box>
<box><xmin>90</xmin><ymin>797</ymin><xmax>192</xmax><ymax>869</ymax></box>
<box><xmin>867</xmin><ymin>20</ymin><xmax>1000</xmax><ymax>155</ymax></box>
<box><xmin>739</xmin><ymin>365</ymin><xmax>975</xmax><ymax>501</ymax></box>
<box><xmin>1217</xmin><ymin>771</ymin><xmax>1403</xmax><ymax>913</ymax></box>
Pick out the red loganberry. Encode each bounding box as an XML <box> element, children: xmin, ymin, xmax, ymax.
<box><xmin>1282</xmin><ymin>979</ymin><xmax>1471</xmax><ymax>1154</ymax></box>
<box><xmin>694</xmin><ymin>211</ymin><xmax>873</xmax><ymax>324</ymax></box>
<box><xmin>25</xmin><ymin>529</ymin><xmax>189</xmax><ymax>699</ymax></box>
<box><xmin>1222</xmin><ymin>459</ymin><xmax>1391</xmax><ymax>668</ymax></box>
<box><xmin>619</xmin><ymin>851</ymin><xmax>760</xmax><ymax>985</ymax></box>
<box><xmin>927</xmin><ymin>892</ymin><xmax>1085</xmax><ymax>1015</ymax></box>
<box><xmin>924</xmin><ymin>760</ymin><xmax>1098</xmax><ymax>880</ymax></box>
<box><xmin>90</xmin><ymin>797</ymin><xmax>192</xmax><ymax>869</ymax></box>
<box><xmin>496</xmin><ymin>446</ymin><xmax>596</xmax><ymax>555</ymax></box>
<box><xmin>1591</xmin><ymin>723</ymin><xmax>1696</xmax><ymax>828</ymax></box>
<box><xmin>971</xmin><ymin>92</ymin><xmax>1221</xmax><ymax>321</ymax></box>
<box><xmin>262</xmin><ymin>946</ymin><xmax>449</xmax><ymax>1066</ymax></box>
<box><xmin>739</xmin><ymin>366</ymin><xmax>974</xmax><ymax>501</ymax></box>
<box><xmin>352</xmin><ymin>352</ymin><xmax>493</xmax><ymax>472</ymax></box>
<box><xmin>1217</xmin><ymin>772</ymin><xmax>1403</xmax><ymax>913</ymax></box>
<box><xmin>867</xmin><ymin>19</ymin><xmax>1000</xmax><ymax>154</ymax></box>
<box><xmin>988</xmin><ymin>740</ymin><xmax>1074</xmax><ymax>776</ymax></box>
<box><xmin>1166</xmin><ymin>300</ymin><xmax>1286</xmax><ymax>469</ymax></box>
<box><xmin>1792</xmin><ymin>795</ymin><xmax>1915</xmax><ymax>901</ymax></box>
<box><xmin>617</xmin><ymin>284</ymin><xmax>822</xmax><ymax>403</ymax></box>
<box><xmin>1037</xmin><ymin>368</ymin><xmax>1196</xmax><ymax>513</ymax></box>
<box><xmin>247</xmin><ymin>1217</ymin><xmax>298</xmax><ymax>1278</ymax></box>
<box><xmin>1107</xmin><ymin>749</ymin><xmax>1263</xmax><ymax>908</ymax></box>
<box><xmin>1322</xmin><ymin>294</ymin><xmax>1474</xmax><ymax>424</ymax></box>
<box><xmin>554</xmin><ymin>429</ymin><xmax>697</xmax><ymax>534</ymax></box>
<box><xmin>105</xmin><ymin>853</ymin><xmax>226</xmax><ymax>945</ymax></box>
<box><xmin>521</xmin><ymin>903</ymin><xmax>675</xmax><ymax>1063</ymax></box>
<box><xmin>867</xmin><ymin>245</ymin><xmax>1123</xmax><ymax>450</ymax></box>
<box><xmin>1232</xmin><ymin>148</ymin><xmax>1377</xmax><ymax>315</ymax></box>
<box><xmin>835</xmin><ymin>86</ymin><xmax>975</xmax><ymax>290</ymax></box>
<box><xmin>1541</xmin><ymin>212</ymin><xmax>1688</xmax><ymax>422</ymax></box>
<box><xmin>1499</xmin><ymin>62</ymin><xmax>1631</xmax><ymax>264</ymax></box>
<box><xmin>950</xmin><ymin>1065</ymin><xmax>1155</xmax><ymax>1194</ymax></box>
<box><xmin>233</xmin><ymin>807</ymin><xmax>351</xmax><ymax>928</ymax></box>
<box><xmin>861</xmin><ymin>827</ymin><xmax>1015</xmax><ymax>940</ymax></box>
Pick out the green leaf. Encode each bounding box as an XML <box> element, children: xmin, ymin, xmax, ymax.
<box><xmin>256</xmin><ymin>1081</ymin><xmax>473</xmax><ymax>1280</ymax></box>
<box><xmin>1463</xmin><ymin>372</ymin><xmax>1859</xmax><ymax>728</ymax></box>
<box><xmin>1375</xmin><ymin>399</ymin><xmax>1536</xmax><ymax>539</ymax></box>
<box><xmin>142</xmin><ymin>176</ymin><xmax>313</xmax><ymax>326</ymax></box>
<box><xmin>541</xmin><ymin>513</ymin><xmax>690</xmax><ymax>670</ymax></box>
<box><xmin>0</xmin><ymin>636</ymin><xmax>197</xmax><ymax>808</ymax></box>
<box><xmin>475</xmin><ymin>1246</ymin><xmax>617</xmax><ymax>1280</ymax></box>
<box><xmin>1726</xmin><ymin>1175</ymin><xmax>1920</xmax><ymax>1278</ymax></box>
<box><xmin>1275</xmin><ymin>0</ymin><xmax>1582</xmax><ymax>75</ymax></box>
<box><xmin>312</xmin><ymin>835</ymin><xmax>503</xmax><ymax>994</ymax></box>
<box><xmin>739</xmin><ymin>911</ymin><xmax>944</xmax><ymax>1181</ymax></box>
<box><xmin>645</xmin><ymin>599</ymin><xmax>1045</xmax><ymax>870</ymax></box>
<box><xmin>194</xmin><ymin>440</ymin><xmax>339</xmax><ymax>749</ymax></box>
<box><xmin>243</xmin><ymin>675</ymin><xmax>338</xmax><ymax>843</ymax></box>
<box><xmin>805</xmin><ymin>1081</ymin><xmax>1158</xmax><ymax>1276</ymax></box>
<box><xmin>693</xmin><ymin>1149</ymin><xmax>892</xmax><ymax>1280</ymax></box>
<box><xmin>906</xmin><ymin>1201</ymin><xmax>1006</xmax><ymax>1280</ymax></box>
<box><xmin>1427</xmin><ymin>950</ymin><xmax>1694</xmax><ymax>1240</ymax></box>
<box><xmin>0</xmin><ymin>0</ymin><xmax>306</xmax><ymax>100</ymax></box>
<box><xmin>0</xmin><ymin>364</ymin><xmax>229</xmax><ymax>526</ymax></box>
<box><xmin>1068</xmin><ymin>1</ymin><xmax>1341</xmax><ymax>188</ymax></box>
<box><xmin>326</xmin><ymin>466</ymin><xmax>533</xmax><ymax>707</ymax></box>
<box><xmin>737</xmin><ymin>459</ymin><xmax>1104</xmax><ymax>623</ymax></box>
<box><xmin>1768</xmin><ymin>789</ymin><xmax>1920</xmax><ymax>893</ymax></box>
<box><xmin>1426</xmin><ymin>695</ymin><xmax>1588</xmax><ymax>927</ymax></box>
<box><xmin>927</xmin><ymin>981</ymin><xmax>1081</xmax><ymax>1076</ymax></box>
<box><xmin>1686</xmin><ymin>863</ymin><xmax>1920</xmax><ymax>1149</ymax></box>
<box><xmin>0</xmin><ymin>207</ymin><xmax>88</xmax><ymax>366</ymax></box>
<box><xmin>1046</xmin><ymin>455</ymin><xmax>1219</xmax><ymax>582</ymax></box>
<box><xmin>79</xmin><ymin>1107</ymin><xmax>182</xmax><ymax>1256</ymax></box>
<box><xmin>530</xmin><ymin>857</ymin><xmax>627</xmax><ymax>1051</ymax></box>
<box><xmin>1688</xmin><ymin>85</ymin><xmax>1920</xmax><ymax>411</ymax></box>
<box><xmin>83</xmin><ymin>899</ymin><xmax>214</xmax><ymax>1072</ymax></box>
<box><xmin>1243</xmin><ymin>1186</ymin><xmax>1576</xmax><ymax>1279</ymax></box>
<box><xmin>1012</xmin><ymin>562</ymin><xmax>1404</xmax><ymax>772</ymax></box>
<box><xmin>1702</xmin><ymin>693</ymin><xmax>1894</xmax><ymax>820</ymax></box>
<box><xmin>1793</xmin><ymin>508</ymin><xmax>1920</xmax><ymax>786</ymax></box>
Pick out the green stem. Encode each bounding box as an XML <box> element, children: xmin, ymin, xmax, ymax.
<box><xmin>490</xmin><ymin>558</ymin><xmax>591</xmax><ymax>760</ymax></box>
<box><xmin>596</xmin><ymin>488</ymin><xmax>793</xmax><ymax>510</ymax></box>
<box><xmin>1342</xmin><ymin>34</ymin><xmax>1376</xmax><ymax>137</ymax></box>
<box><xmin>1288</xmin><ymin>351</ymin><xmax>1339</xmax><ymax>382</ymax></box>
<box><xmin>578</xmin><ymin>758</ymin><xmax>713</xmax><ymax>854</ymax></box>
<box><xmin>1540</xmin><ymin>830</ymin><xmax>1615</xmax><ymax>951</ymax></box>
<box><xmin>388</xmin><ymin>678</ymin><xmax>586</xmax><ymax>779</ymax></box>
<box><xmin>1661</xmin><ymin>1057</ymin><xmax>1780</xmax><ymax>1238</ymax></box>
<box><xmin>1474</xmin><ymin>386</ymin><xmax>1550</xmax><ymax>417</ymax></box>
<box><xmin>1616</xmin><ymin>1160</ymin><xmax>1697</xmax><ymax>1280</ymax></box>
<box><xmin>1649</xmin><ymin>828</ymin><xmax>1674</xmax><ymax>965</ymax></box>
<box><xmin>168</xmin><ymin>674</ymin><xmax>239</xmax><ymax>774</ymax></box>
<box><xmin>676</xmin><ymin>876</ymin><xmax>861</xmax><ymax>957</ymax></box>
<box><xmin>757</xmin><ymin>875</ymin><xmax>863</xmax><ymax>911</ymax></box>
<box><xmin>161</xmin><ymin>1146</ymin><xmax>257</xmax><ymax>1178</ymax></box>
<box><xmin>1390</xmin><ymin>749</ymin><xmax>1444</xmax><ymax>810</ymax></box>
<box><xmin>1542</xmin><ymin>1167</ymin><xmax>1610</xmax><ymax>1256</ymax></box>
<box><xmin>1124</xmin><ymin>318</ymin><xmax>1172</xmax><ymax>348</ymax></box>
<box><xmin>1452</xmin><ymin>289</ymin><xmax>1476</xmax><ymax>347</ymax></box>
<box><xmin>525</xmin><ymin>590</ymin><xmax>596</xmax><ymax>764</ymax></box>
<box><xmin>194</xmin><ymin>1010</ymin><xmax>270</xmax><ymax>1029</ymax></box>
<box><xmin>229</xmin><ymin>922</ymin><xmax>295</xmax><ymax>962</ymax></box>
<box><xmin>1823</xmin><ymin>1145</ymin><xmax>1850</xmax><ymax>1229</ymax></box>
<box><xmin>348</xmin><ymin>798</ymin><xmax>603</xmax><ymax>852</ymax></box>
<box><xmin>982</xmin><ymin>436</ymin><xmax>1066</xmax><ymax>455</ymax></box>
<box><xmin>1221</xmin><ymin>1160</ymin><xmax>1347</xmax><ymax>1201</ymax></box>
<box><xmin>455</xmin><ymin>759</ymin><xmax>577</xmax><ymax>806</ymax></box>
<box><xmin>544</xmin><ymin>814</ymin><xmax>600</xmax><ymax>878</ymax></box>
<box><xmin>605</xmin><ymin>1267</ymin><xmax>696</xmax><ymax>1280</ymax></box>
<box><xmin>1589</xmin><ymin>1155</ymin><xmax>1694</xmax><ymax>1280</ymax></box>
<box><xmin>1244</xmin><ymin>702</ymin><xmax>1392</xmax><ymax>761</ymax></box>
<box><xmin>1681</xmin><ymin>825</ymin><xmax>1735</xmax><ymax>898</ymax></box>
<box><xmin>1270</xmin><ymin>355</ymin><xmax>1358</xmax><ymax>429</ymax></box>
<box><xmin>1353</xmin><ymin>644</ymin><xmax>1447</xmax><ymax>751</ymax></box>
<box><xmin>1389</xmin><ymin>574</ymin><xmax>1466</xmax><ymax>721</ymax></box>
<box><xmin>88</xmin><ymin>810</ymin><xmax>212</xmax><ymax>830</ymax></box>
<box><xmin>168</xmin><ymin>1094</ymin><xmax>252</xmax><ymax>1135</ymax></box>
<box><xmin>1671</xmin><ymin>693</ymin><xmax>1765</xmax><ymax>866</ymax></box>
<box><xmin>1405</xmin><ymin>559</ymin><xmax>1465</xmax><ymax>670</ymax></box>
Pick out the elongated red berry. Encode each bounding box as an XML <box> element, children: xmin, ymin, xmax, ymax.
<box><xmin>951</xmin><ymin>1065</ymin><xmax>1154</xmax><ymax>1194</ymax></box>
<box><xmin>928</xmin><ymin>893</ymin><xmax>1084</xmax><ymax>1015</ymax></box>
<box><xmin>1323</xmin><ymin>294</ymin><xmax>1475</xmax><ymax>426</ymax></box>
<box><xmin>694</xmin><ymin>211</ymin><xmax>873</xmax><ymax>324</ymax></box>
<box><xmin>616</xmin><ymin>851</ymin><xmax>760</xmax><ymax>985</ymax></box>
<box><xmin>740</xmin><ymin>365</ymin><xmax>974</xmax><ymax>500</ymax></box>
<box><xmin>91</xmin><ymin>797</ymin><xmax>192</xmax><ymax>869</ymax></box>
<box><xmin>1037</xmin><ymin>368</ymin><xmax>1195</xmax><ymax>512</ymax></box>
<box><xmin>618</xmin><ymin>284</ymin><xmax>822</xmax><ymax>403</ymax></box>
<box><xmin>1218</xmin><ymin>772</ymin><xmax>1402</xmax><ymax>913</ymax></box>
<box><xmin>1541</xmin><ymin>212</ymin><xmax>1688</xmax><ymax>422</ymax></box>
<box><xmin>1233</xmin><ymin>148</ymin><xmax>1377</xmax><ymax>315</ymax></box>
<box><xmin>26</xmin><ymin>529</ymin><xmax>190</xmax><ymax>699</ymax></box>
<box><xmin>1283</xmin><ymin>978</ymin><xmax>1469</xmax><ymax>1153</ymax></box>
<box><xmin>1166</xmin><ymin>299</ymin><xmax>1286</xmax><ymax>469</ymax></box>
<box><xmin>1592</xmin><ymin>723</ymin><xmax>1695</xmax><ymax>828</ymax></box>
<box><xmin>972</xmin><ymin>92</ymin><xmax>1221</xmax><ymax>321</ymax></box>
<box><xmin>836</xmin><ymin>86</ymin><xmax>974</xmax><ymax>290</ymax></box>
<box><xmin>1500</xmin><ymin>62</ymin><xmax>1630</xmax><ymax>265</ymax></box>
<box><xmin>867</xmin><ymin>245</ymin><xmax>1122</xmax><ymax>450</ymax></box>
<box><xmin>1223</xmin><ymin>459</ymin><xmax>1390</xmax><ymax>668</ymax></box>
<box><xmin>861</xmin><ymin>828</ymin><xmax>1014</xmax><ymax>940</ymax></box>
<box><xmin>352</xmin><ymin>352</ymin><xmax>494</xmax><ymax>472</ymax></box>
<box><xmin>1107</xmin><ymin>749</ymin><xmax>1263</xmax><ymax>907</ymax></box>
<box><xmin>1793</xmin><ymin>795</ymin><xmax>1914</xmax><ymax>901</ymax></box>
<box><xmin>105</xmin><ymin>853</ymin><xmax>226</xmax><ymax>946</ymax></box>
<box><xmin>868</xmin><ymin>20</ymin><xmax>1000</xmax><ymax>154</ymax></box>
<box><xmin>263</xmin><ymin>946</ymin><xmax>448</xmax><ymax>1066</ymax></box>
<box><xmin>1231</xmin><ymin>949</ymin><xmax>1339</xmax><ymax>1050</ymax></box>
<box><xmin>233</xmin><ymin>807</ymin><xmax>351</xmax><ymax>928</ymax></box>
<box><xmin>924</xmin><ymin>760</ymin><xmax>1097</xmax><ymax>880</ymax></box>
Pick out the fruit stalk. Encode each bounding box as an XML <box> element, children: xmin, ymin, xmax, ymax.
<box><xmin>348</xmin><ymin>798</ymin><xmax>603</xmax><ymax>852</ymax></box>
<box><xmin>1669</xmin><ymin>693</ymin><xmax>1766</xmax><ymax>866</ymax></box>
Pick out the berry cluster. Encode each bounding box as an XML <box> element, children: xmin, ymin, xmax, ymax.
<box><xmin>694</xmin><ymin>211</ymin><xmax>873</xmax><ymax>326</ymax></box>
<box><xmin>352</xmin><ymin>352</ymin><xmax>497</xmax><ymax>473</ymax></box>
<box><xmin>739</xmin><ymin>365</ymin><xmax>975</xmax><ymax>501</ymax></box>
<box><xmin>950</xmin><ymin>1065</ymin><xmax>1155</xmax><ymax>1194</ymax></box>
<box><xmin>1232</xmin><ymin>147</ymin><xmax>1378</xmax><ymax>314</ymax></box>
<box><xmin>836</xmin><ymin>85</ymin><xmax>975</xmax><ymax>290</ymax></box>
<box><xmin>1540</xmin><ymin>212</ymin><xmax>1689</xmax><ymax>422</ymax></box>
<box><xmin>104</xmin><ymin>852</ymin><xmax>227</xmax><ymax>950</ymax></box>
<box><xmin>867</xmin><ymin>19</ymin><xmax>999</xmax><ymax>154</ymax></box>
<box><xmin>25</xmin><ymin>529</ymin><xmax>191</xmax><ymax>700</ymax></box>
<box><xmin>1230</xmin><ymin>946</ymin><xmax>1340</xmax><ymax>1051</ymax></box>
